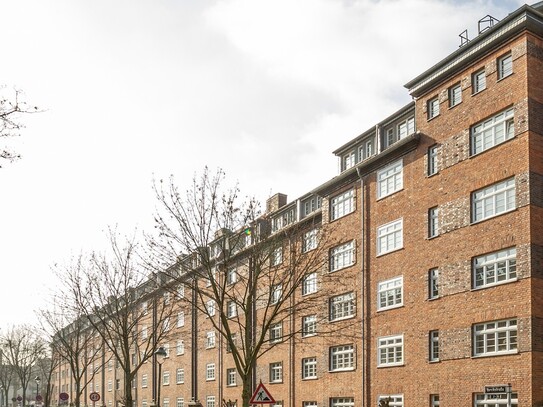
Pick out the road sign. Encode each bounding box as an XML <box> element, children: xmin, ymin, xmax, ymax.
<box><xmin>16</xmin><ymin>396</ymin><xmax>22</xmax><ymax>402</ymax></box>
<box><xmin>90</xmin><ymin>393</ymin><xmax>100</xmax><ymax>402</ymax></box>
<box><xmin>249</xmin><ymin>382</ymin><xmax>275</xmax><ymax>404</ymax></box>
<box><xmin>36</xmin><ymin>395</ymin><xmax>43</xmax><ymax>402</ymax></box>
<box><xmin>485</xmin><ymin>385</ymin><xmax>511</xmax><ymax>394</ymax></box>
<box><xmin>59</xmin><ymin>393</ymin><xmax>69</xmax><ymax>401</ymax></box>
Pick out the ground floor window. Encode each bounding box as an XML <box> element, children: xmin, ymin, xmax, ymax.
<box><xmin>330</xmin><ymin>398</ymin><xmax>354</xmax><ymax>407</ymax></box>
<box><xmin>378</xmin><ymin>395</ymin><xmax>403</xmax><ymax>407</ymax></box>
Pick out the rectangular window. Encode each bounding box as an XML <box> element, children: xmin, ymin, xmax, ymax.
<box><xmin>141</xmin><ymin>374</ymin><xmax>148</xmax><ymax>388</ymax></box>
<box><xmin>343</xmin><ymin>151</ymin><xmax>356</xmax><ymax>171</ymax></box>
<box><xmin>227</xmin><ymin>301</ymin><xmax>237</xmax><ymax>318</ymax></box>
<box><xmin>473</xmin><ymin>319</ymin><xmax>517</xmax><ymax>356</ymax></box>
<box><xmin>226</xmin><ymin>368</ymin><xmax>236</xmax><ymax>386</ymax></box>
<box><xmin>449</xmin><ymin>83</ymin><xmax>462</xmax><ymax>107</ymax></box>
<box><xmin>398</xmin><ymin>117</ymin><xmax>415</xmax><ymax>140</ymax></box>
<box><xmin>330</xmin><ymin>398</ymin><xmax>354</xmax><ymax>407</ymax></box>
<box><xmin>270</xmin><ymin>322</ymin><xmax>283</xmax><ymax>343</ymax></box>
<box><xmin>206</xmin><ymin>331</ymin><xmax>216</xmax><ymax>348</ymax></box>
<box><xmin>206</xmin><ymin>396</ymin><xmax>215</xmax><ymax>407</ymax></box>
<box><xmin>303</xmin><ymin>196</ymin><xmax>322</xmax><ymax>216</ymax></box>
<box><xmin>429</xmin><ymin>330</ymin><xmax>440</xmax><ymax>362</ymax></box>
<box><xmin>227</xmin><ymin>333</ymin><xmax>237</xmax><ymax>353</ymax></box>
<box><xmin>430</xmin><ymin>395</ymin><xmax>439</xmax><ymax>407</ymax></box>
<box><xmin>428</xmin><ymin>268</ymin><xmax>439</xmax><ymax>299</ymax></box>
<box><xmin>359</xmin><ymin>137</ymin><xmax>375</xmax><ymax>161</ymax></box>
<box><xmin>377</xmin><ymin>160</ymin><xmax>403</xmax><ymax>199</ymax></box>
<box><xmin>473</xmin><ymin>247</ymin><xmax>517</xmax><ymax>289</ymax></box>
<box><xmin>427</xmin><ymin>145</ymin><xmax>438</xmax><ymax>176</ymax></box>
<box><xmin>176</xmin><ymin>399</ymin><xmax>184</xmax><ymax>407</ymax></box>
<box><xmin>329</xmin><ymin>292</ymin><xmax>355</xmax><ymax>321</ymax></box>
<box><xmin>206</xmin><ymin>363</ymin><xmax>216</xmax><ymax>381</ymax></box>
<box><xmin>428</xmin><ymin>207</ymin><xmax>439</xmax><ymax>238</ymax></box>
<box><xmin>302</xmin><ymin>315</ymin><xmax>317</xmax><ymax>337</ymax></box>
<box><xmin>177</xmin><ymin>284</ymin><xmax>185</xmax><ymax>298</ymax></box>
<box><xmin>303</xmin><ymin>402</ymin><xmax>317</xmax><ymax>407</ymax></box>
<box><xmin>330</xmin><ymin>241</ymin><xmax>355</xmax><ymax>272</ymax></box>
<box><xmin>176</xmin><ymin>340</ymin><xmax>185</xmax><ymax>355</ymax></box>
<box><xmin>472</xmin><ymin>69</ymin><xmax>486</xmax><ymax>93</ymax></box>
<box><xmin>269</xmin><ymin>362</ymin><xmax>283</xmax><ymax>383</ymax></box>
<box><xmin>330</xmin><ymin>190</ymin><xmax>354</xmax><ymax>220</ymax></box>
<box><xmin>498</xmin><ymin>53</ymin><xmax>513</xmax><ymax>79</ymax></box>
<box><xmin>227</xmin><ymin>268</ymin><xmax>237</xmax><ymax>284</ymax></box>
<box><xmin>163</xmin><ymin>399</ymin><xmax>170</xmax><ymax>407</ymax></box>
<box><xmin>176</xmin><ymin>368</ymin><xmax>184</xmax><ymax>384</ymax></box>
<box><xmin>474</xmin><ymin>392</ymin><xmax>517</xmax><ymax>406</ymax></box>
<box><xmin>377</xmin><ymin>219</ymin><xmax>403</xmax><ymax>255</ymax></box>
<box><xmin>427</xmin><ymin>97</ymin><xmax>440</xmax><ymax>119</ymax></box>
<box><xmin>177</xmin><ymin>312</ymin><xmax>185</xmax><ymax>328</ymax></box>
<box><xmin>377</xmin><ymin>277</ymin><xmax>403</xmax><ymax>311</ymax></box>
<box><xmin>206</xmin><ymin>300</ymin><xmax>216</xmax><ymax>317</ymax></box>
<box><xmin>330</xmin><ymin>344</ymin><xmax>354</xmax><ymax>371</ymax></box>
<box><xmin>271</xmin><ymin>284</ymin><xmax>282</xmax><ymax>304</ymax></box>
<box><xmin>378</xmin><ymin>335</ymin><xmax>404</xmax><ymax>367</ymax></box>
<box><xmin>303</xmin><ymin>229</ymin><xmax>318</xmax><ymax>252</ymax></box>
<box><xmin>471</xmin><ymin>107</ymin><xmax>514</xmax><ymax>155</ymax></box>
<box><xmin>472</xmin><ymin>178</ymin><xmax>515</xmax><ymax>222</ymax></box>
<box><xmin>271</xmin><ymin>247</ymin><xmax>283</xmax><ymax>266</ymax></box>
<box><xmin>162</xmin><ymin>371</ymin><xmax>170</xmax><ymax>385</ymax></box>
<box><xmin>302</xmin><ymin>272</ymin><xmax>317</xmax><ymax>295</ymax></box>
<box><xmin>377</xmin><ymin>395</ymin><xmax>403</xmax><ymax>407</ymax></box>
<box><xmin>302</xmin><ymin>357</ymin><xmax>317</xmax><ymax>379</ymax></box>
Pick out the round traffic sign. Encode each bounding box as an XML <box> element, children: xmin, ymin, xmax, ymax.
<box><xmin>59</xmin><ymin>393</ymin><xmax>69</xmax><ymax>401</ymax></box>
<box><xmin>36</xmin><ymin>395</ymin><xmax>43</xmax><ymax>402</ymax></box>
<box><xmin>16</xmin><ymin>396</ymin><xmax>22</xmax><ymax>402</ymax></box>
<box><xmin>89</xmin><ymin>393</ymin><xmax>100</xmax><ymax>402</ymax></box>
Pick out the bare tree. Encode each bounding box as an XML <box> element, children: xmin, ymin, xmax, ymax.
<box><xmin>0</xmin><ymin>88</ymin><xmax>39</xmax><ymax>167</ymax></box>
<box><xmin>0</xmin><ymin>326</ymin><xmax>46</xmax><ymax>407</ymax></box>
<box><xmin>34</xmin><ymin>355</ymin><xmax>59</xmax><ymax>407</ymax></box>
<box><xmin>0</xmin><ymin>352</ymin><xmax>16</xmax><ymax>407</ymax></box>
<box><xmin>61</xmin><ymin>231</ymin><xmax>176</xmax><ymax>407</ymax></box>
<box><xmin>146</xmin><ymin>168</ymin><xmax>347</xmax><ymax>407</ymax></box>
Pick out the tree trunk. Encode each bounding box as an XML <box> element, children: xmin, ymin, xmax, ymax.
<box><xmin>241</xmin><ymin>375</ymin><xmax>251</xmax><ymax>407</ymax></box>
<box><xmin>124</xmin><ymin>374</ymin><xmax>133</xmax><ymax>407</ymax></box>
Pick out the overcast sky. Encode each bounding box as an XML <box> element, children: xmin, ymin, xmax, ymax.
<box><xmin>0</xmin><ymin>0</ymin><xmax>526</xmax><ymax>328</ymax></box>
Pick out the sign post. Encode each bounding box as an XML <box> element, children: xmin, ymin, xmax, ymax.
<box><xmin>484</xmin><ymin>384</ymin><xmax>512</xmax><ymax>407</ymax></box>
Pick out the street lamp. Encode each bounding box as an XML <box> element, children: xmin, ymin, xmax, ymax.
<box><xmin>34</xmin><ymin>377</ymin><xmax>40</xmax><ymax>401</ymax></box>
<box><xmin>154</xmin><ymin>347</ymin><xmax>167</xmax><ymax>407</ymax></box>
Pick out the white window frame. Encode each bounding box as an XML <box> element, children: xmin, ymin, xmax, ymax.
<box><xmin>377</xmin><ymin>395</ymin><xmax>403</xmax><ymax>407</ymax></box>
<box><xmin>303</xmin><ymin>196</ymin><xmax>322</xmax><ymax>216</ymax></box>
<box><xmin>302</xmin><ymin>272</ymin><xmax>317</xmax><ymax>295</ymax></box>
<box><xmin>430</xmin><ymin>395</ymin><xmax>439</xmax><ymax>407</ymax></box>
<box><xmin>226</xmin><ymin>368</ymin><xmax>236</xmax><ymax>386</ymax></box>
<box><xmin>302</xmin><ymin>315</ymin><xmax>317</xmax><ymax>337</ymax></box>
<box><xmin>377</xmin><ymin>277</ymin><xmax>403</xmax><ymax>311</ymax></box>
<box><xmin>301</xmin><ymin>357</ymin><xmax>317</xmax><ymax>379</ymax></box>
<box><xmin>226</xmin><ymin>268</ymin><xmax>237</xmax><ymax>285</ymax></box>
<box><xmin>271</xmin><ymin>246</ymin><xmax>283</xmax><ymax>266</ymax></box>
<box><xmin>176</xmin><ymin>368</ymin><xmax>184</xmax><ymax>384</ymax></box>
<box><xmin>271</xmin><ymin>284</ymin><xmax>282</xmax><ymax>305</ymax></box>
<box><xmin>303</xmin><ymin>229</ymin><xmax>318</xmax><ymax>253</ymax></box>
<box><xmin>206</xmin><ymin>396</ymin><xmax>215</xmax><ymax>407</ymax></box>
<box><xmin>269</xmin><ymin>322</ymin><xmax>283</xmax><ymax>343</ymax></box>
<box><xmin>206</xmin><ymin>300</ymin><xmax>216</xmax><ymax>317</ymax></box>
<box><xmin>227</xmin><ymin>300</ymin><xmax>237</xmax><ymax>318</ymax></box>
<box><xmin>330</xmin><ymin>398</ymin><xmax>354</xmax><ymax>407</ymax></box>
<box><xmin>330</xmin><ymin>189</ymin><xmax>354</xmax><ymax>221</ymax></box>
<box><xmin>302</xmin><ymin>402</ymin><xmax>317</xmax><ymax>407</ymax></box>
<box><xmin>473</xmin><ymin>247</ymin><xmax>517</xmax><ymax>289</ymax></box>
<box><xmin>329</xmin><ymin>292</ymin><xmax>355</xmax><ymax>321</ymax></box>
<box><xmin>177</xmin><ymin>311</ymin><xmax>185</xmax><ymax>328</ymax></box>
<box><xmin>377</xmin><ymin>160</ymin><xmax>403</xmax><ymax>199</ymax></box>
<box><xmin>471</xmin><ymin>107</ymin><xmax>514</xmax><ymax>155</ymax></box>
<box><xmin>472</xmin><ymin>178</ymin><xmax>516</xmax><ymax>222</ymax></box>
<box><xmin>343</xmin><ymin>150</ymin><xmax>356</xmax><ymax>171</ymax></box>
<box><xmin>176</xmin><ymin>398</ymin><xmax>184</xmax><ymax>407</ymax></box>
<box><xmin>428</xmin><ymin>207</ymin><xmax>439</xmax><ymax>238</ymax></box>
<box><xmin>377</xmin><ymin>219</ymin><xmax>403</xmax><ymax>256</ymax></box>
<box><xmin>206</xmin><ymin>331</ymin><xmax>216</xmax><ymax>348</ymax></box>
<box><xmin>330</xmin><ymin>241</ymin><xmax>355</xmax><ymax>272</ymax></box>
<box><xmin>429</xmin><ymin>330</ymin><xmax>439</xmax><ymax>362</ymax></box>
<box><xmin>428</xmin><ymin>97</ymin><xmax>440</xmax><ymax>119</ymax></box>
<box><xmin>206</xmin><ymin>363</ymin><xmax>216</xmax><ymax>381</ymax></box>
<box><xmin>329</xmin><ymin>344</ymin><xmax>355</xmax><ymax>371</ymax></box>
<box><xmin>162</xmin><ymin>371</ymin><xmax>170</xmax><ymax>385</ymax></box>
<box><xmin>141</xmin><ymin>374</ymin><xmax>148</xmax><ymax>388</ymax></box>
<box><xmin>269</xmin><ymin>362</ymin><xmax>283</xmax><ymax>383</ymax></box>
<box><xmin>427</xmin><ymin>145</ymin><xmax>438</xmax><ymax>176</ymax></box>
<box><xmin>472</xmin><ymin>69</ymin><xmax>486</xmax><ymax>93</ymax></box>
<box><xmin>497</xmin><ymin>53</ymin><xmax>513</xmax><ymax>79</ymax></box>
<box><xmin>163</xmin><ymin>399</ymin><xmax>170</xmax><ymax>407</ymax></box>
<box><xmin>378</xmin><ymin>335</ymin><xmax>404</xmax><ymax>367</ymax></box>
<box><xmin>176</xmin><ymin>340</ymin><xmax>185</xmax><ymax>355</ymax></box>
<box><xmin>428</xmin><ymin>268</ymin><xmax>439</xmax><ymax>299</ymax></box>
<box><xmin>449</xmin><ymin>83</ymin><xmax>462</xmax><ymax>107</ymax></box>
<box><xmin>397</xmin><ymin>116</ymin><xmax>415</xmax><ymax>140</ymax></box>
<box><xmin>359</xmin><ymin>137</ymin><xmax>375</xmax><ymax>161</ymax></box>
<box><xmin>473</xmin><ymin>319</ymin><xmax>518</xmax><ymax>357</ymax></box>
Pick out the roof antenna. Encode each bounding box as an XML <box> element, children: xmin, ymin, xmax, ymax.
<box><xmin>459</xmin><ymin>29</ymin><xmax>470</xmax><ymax>47</ymax></box>
<box><xmin>478</xmin><ymin>15</ymin><xmax>500</xmax><ymax>34</ymax></box>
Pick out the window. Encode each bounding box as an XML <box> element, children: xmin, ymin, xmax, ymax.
<box><xmin>302</xmin><ymin>315</ymin><xmax>317</xmax><ymax>337</ymax></box>
<box><xmin>269</xmin><ymin>362</ymin><xmax>283</xmax><ymax>383</ymax></box>
<box><xmin>427</xmin><ymin>145</ymin><xmax>438</xmax><ymax>176</ymax></box>
<box><xmin>271</xmin><ymin>284</ymin><xmax>282</xmax><ymax>304</ymax></box>
<box><xmin>385</xmin><ymin>127</ymin><xmax>396</xmax><ymax>148</ymax></box>
<box><xmin>163</xmin><ymin>292</ymin><xmax>171</xmax><ymax>305</ymax></box>
<box><xmin>269</xmin><ymin>322</ymin><xmax>283</xmax><ymax>343</ymax></box>
<box><xmin>449</xmin><ymin>83</ymin><xmax>462</xmax><ymax>107</ymax></box>
<box><xmin>176</xmin><ymin>398</ymin><xmax>184</xmax><ymax>407</ymax></box>
<box><xmin>330</xmin><ymin>189</ymin><xmax>354</xmax><ymax>220</ymax></box>
<box><xmin>226</xmin><ymin>368</ymin><xmax>236</xmax><ymax>386</ymax></box>
<box><xmin>302</xmin><ymin>272</ymin><xmax>317</xmax><ymax>295</ymax></box>
<box><xmin>329</xmin><ymin>292</ymin><xmax>355</xmax><ymax>321</ymax></box>
<box><xmin>429</xmin><ymin>330</ymin><xmax>440</xmax><ymax>362</ymax></box>
<box><xmin>472</xmin><ymin>178</ymin><xmax>515</xmax><ymax>222</ymax></box>
<box><xmin>227</xmin><ymin>268</ymin><xmax>237</xmax><ymax>284</ymax></box>
<box><xmin>473</xmin><ymin>247</ymin><xmax>517</xmax><ymax>289</ymax></box>
<box><xmin>377</xmin><ymin>277</ymin><xmax>403</xmax><ymax>311</ymax></box>
<box><xmin>271</xmin><ymin>247</ymin><xmax>283</xmax><ymax>266</ymax></box>
<box><xmin>227</xmin><ymin>333</ymin><xmax>237</xmax><ymax>353</ymax></box>
<box><xmin>206</xmin><ymin>331</ymin><xmax>216</xmax><ymax>348</ymax></box>
<box><xmin>176</xmin><ymin>340</ymin><xmax>185</xmax><ymax>355</ymax></box>
<box><xmin>163</xmin><ymin>371</ymin><xmax>170</xmax><ymax>385</ymax></box>
<box><xmin>206</xmin><ymin>363</ymin><xmax>216</xmax><ymax>381</ymax></box>
<box><xmin>177</xmin><ymin>284</ymin><xmax>185</xmax><ymax>298</ymax></box>
<box><xmin>428</xmin><ymin>207</ymin><xmax>439</xmax><ymax>238</ymax></box>
<box><xmin>359</xmin><ymin>137</ymin><xmax>375</xmax><ymax>161</ymax></box>
<box><xmin>141</xmin><ymin>374</ymin><xmax>148</xmax><ymax>388</ymax></box>
<box><xmin>378</xmin><ymin>335</ymin><xmax>404</xmax><ymax>367</ymax></box>
<box><xmin>472</xmin><ymin>69</ymin><xmax>486</xmax><ymax>93</ymax></box>
<box><xmin>430</xmin><ymin>395</ymin><xmax>439</xmax><ymax>407</ymax></box>
<box><xmin>343</xmin><ymin>151</ymin><xmax>356</xmax><ymax>171</ymax></box>
<box><xmin>302</xmin><ymin>357</ymin><xmax>317</xmax><ymax>379</ymax></box>
<box><xmin>329</xmin><ymin>344</ymin><xmax>354</xmax><ymax>371</ymax></box>
<box><xmin>498</xmin><ymin>53</ymin><xmax>513</xmax><ymax>79</ymax></box>
<box><xmin>163</xmin><ymin>399</ymin><xmax>170</xmax><ymax>407</ymax></box>
<box><xmin>330</xmin><ymin>241</ymin><xmax>355</xmax><ymax>272</ymax></box>
<box><xmin>330</xmin><ymin>399</ymin><xmax>354</xmax><ymax>407</ymax></box>
<box><xmin>163</xmin><ymin>317</ymin><xmax>171</xmax><ymax>332</ymax></box>
<box><xmin>227</xmin><ymin>301</ymin><xmax>237</xmax><ymax>318</ymax></box>
<box><xmin>377</xmin><ymin>395</ymin><xmax>403</xmax><ymax>407</ymax></box>
<box><xmin>206</xmin><ymin>396</ymin><xmax>215</xmax><ymax>407</ymax></box>
<box><xmin>473</xmin><ymin>319</ymin><xmax>517</xmax><ymax>356</ymax></box>
<box><xmin>427</xmin><ymin>97</ymin><xmax>440</xmax><ymax>119</ymax></box>
<box><xmin>428</xmin><ymin>268</ymin><xmax>439</xmax><ymax>299</ymax></box>
<box><xmin>176</xmin><ymin>368</ymin><xmax>184</xmax><ymax>384</ymax></box>
<box><xmin>303</xmin><ymin>196</ymin><xmax>322</xmax><ymax>216</ymax></box>
<box><xmin>474</xmin><ymin>392</ymin><xmax>517</xmax><ymax>406</ymax></box>
<box><xmin>141</xmin><ymin>326</ymin><xmax>148</xmax><ymax>340</ymax></box>
<box><xmin>472</xmin><ymin>107</ymin><xmax>515</xmax><ymax>155</ymax></box>
<box><xmin>377</xmin><ymin>219</ymin><xmax>403</xmax><ymax>255</ymax></box>
<box><xmin>177</xmin><ymin>311</ymin><xmax>185</xmax><ymax>328</ymax></box>
<box><xmin>303</xmin><ymin>229</ymin><xmax>318</xmax><ymax>252</ymax></box>
<box><xmin>206</xmin><ymin>299</ymin><xmax>216</xmax><ymax>316</ymax></box>
<box><xmin>143</xmin><ymin>400</ymin><xmax>148</xmax><ymax>407</ymax></box>
<box><xmin>377</xmin><ymin>160</ymin><xmax>403</xmax><ymax>199</ymax></box>
<box><xmin>302</xmin><ymin>402</ymin><xmax>317</xmax><ymax>407</ymax></box>
<box><xmin>141</xmin><ymin>301</ymin><xmax>148</xmax><ymax>315</ymax></box>
<box><xmin>398</xmin><ymin>117</ymin><xmax>415</xmax><ymax>139</ymax></box>
<box><xmin>108</xmin><ymin>380</ymin><xmax>112</xmax><ymax>392</ymax></box>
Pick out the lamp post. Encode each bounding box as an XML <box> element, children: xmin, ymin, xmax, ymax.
<box><xmin>34</xmin><ymin>377</ymin><xmax>40</xmax><ymax>403</ymax></box>
<box><xmin>154</xmin><ymin>347</ymin><xmax>167</xmax><ymax>407</ymax></box>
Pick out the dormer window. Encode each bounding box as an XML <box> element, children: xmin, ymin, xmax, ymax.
<box><xmin>359</xmin><ymin>137</ymin><xmax>375</xmax><ymax>161</ymax></box>
<box><xmin>342</xmin><ymin>151</ymin><xmax>356</xmax><ymax>171</ymax></box>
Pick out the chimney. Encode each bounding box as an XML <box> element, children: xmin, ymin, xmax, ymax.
<box><xmin>266</xmin><ymin>193</ymin><xmax>287</xmax><ymax>214</ymax></box>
